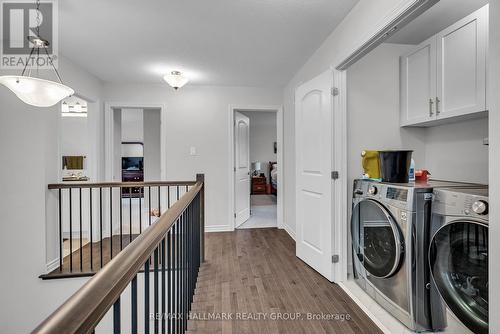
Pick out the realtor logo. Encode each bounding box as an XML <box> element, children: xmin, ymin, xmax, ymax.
<box><xmin>1</xmin><ymin>0</ymin><xmax>58</xmax><ymax>69</ymax></box>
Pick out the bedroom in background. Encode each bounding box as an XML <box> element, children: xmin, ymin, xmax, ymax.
<box><xmin>233</xmin><ymin>108</ymin><xmax>280</xmax><ymax>229</ymax></box>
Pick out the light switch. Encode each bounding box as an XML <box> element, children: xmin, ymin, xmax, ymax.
<box><xmin>190</xmin><ymin>146</ymin><xmax>197</xmax><ymax>156</ymax></box>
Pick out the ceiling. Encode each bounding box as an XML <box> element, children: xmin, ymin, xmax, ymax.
<box><xmin>59</xmin><ymin>0</ymin><xmax>358</xmax><ymax>86</ymax></box>
<box><xmin>387</xmin><ymin>0</ymin><xmax>489</xmax><ymax>45</ymax></box>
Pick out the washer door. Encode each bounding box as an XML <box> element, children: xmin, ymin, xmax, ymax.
<box><xmin>351</xmin><ymin>199</ymin><xmax>404</xmax><ymax>278</ymax></box>
<box><xmin>429</xmin><ymin>221</ymin><xmax>488</xmax><ymax>334</ymax></box>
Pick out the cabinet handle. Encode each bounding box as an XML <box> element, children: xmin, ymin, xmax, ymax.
<box><xmin>436</xmin><ymin>97</ymin><xmax>440</xmax><ymax>115</ymax></box>
<box><xmin>429</xmin><ymin>98</ymin><xmax>434</xmax><ymax>117</ymax></box>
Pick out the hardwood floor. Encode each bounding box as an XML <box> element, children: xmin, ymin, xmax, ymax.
<box><xmin>42</xmin><ymin>234</ymin><xmax>140</xmax><ymax>278</ymax></box>
<box><xmin>187</xmin><ymin>228</ymin><xmax>382</xmax><ymax>334</ymax></box>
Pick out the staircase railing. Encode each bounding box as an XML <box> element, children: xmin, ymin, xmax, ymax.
<box><xmin>33</xmin><ymin>174</ymin><xmax>205</xmax><ymax>334</ymax></box>
<box><xmin>42</xmin><ymin>176</ymin><xmax>201</xmax><ymax>279</ymax></box>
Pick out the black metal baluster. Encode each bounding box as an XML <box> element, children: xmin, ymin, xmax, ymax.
<box><xmin>158</xmin><ymin>186</ymin><xmax>161</xmax><ymax>217</ymax></box>
<box><xmin>129</xmin><ymin>187</ymin><xmax>133</xmax><ymax>243</ymax></box>
<box><xmin>145</xmin><ymin>260</ymin><xmax>150</xmax><ymax>334</ymax></box>
<box><xmin>175</xmin><ymin>219</ymin><xmax>182</xmax><ymax>333</ymax></box>
<box><xmin>89</xmin><ymin>188</ymin><xmax>93</xmax><ymax>272</ymax></box>
<box><xmin>120</xmin><ymin>186</ymin><xmax>123</xmax><ymax>250</ymax></box>
<box><xmin>79</xmin><ymin>188</ymin><xmax>83</xmax><ymax>272</ymax></box>
<box><xmin>161</xmin><ymin>238</ymin><xmax>166</xmax><ymax>334</ymax></box>
<box><xmin>176</xmin><ymin>186</ymin><xmax>180</xmax><ymax>201</ymax></box>
<box><xmin>183</xmin><ymin>209</ymin><xmax>187</xmax><ymax>331</ymax></box>
<box><xmin>149</xmin><ymin>186</ymin><xmax>152</xmax><ymax>226</ymax></box>
<box><xmin>113</xmin><ymin>297</ymin><xmax>120</xmax><ymax>334</ymax></box>
<box><xmin>110</xmin><ymin>187</ymin><xmax>113</xmax><ymax>259</ymax></box>
<box><xmin>154</xmin><ymin>245</ymin><xmax>159</xmax><ymax>334</ymax></box>
<box><xmin>139</xmin><ymin>187</ymin><xmax>142</xmax><ymax>234</ymax></box>
<box><xmin>167</xmin><ymin>231</ymin><xmax>171</xmax><ymax>334</ymax></box>
<box><xmin>99</xmin><ymin>187</ymin><xmax>103</xmax><ymax>268</ymax></box>
<box><xmin>132</xmin><ymin>275</ymin><xmax>138</xmax><ymax>334</ymax></box>
<box><xmin>69</xmin><ymin>188</ymin><xmax>73</xmax><ymax>272</ymax></box>
<box><xmin>173</xmin><ymin>223</ymin><xmax>177</xmax><ymax>334</ymax></box>
<box><xmin>58</xmin><ymin>189</ymin><xmax>63</xmax><ymax>272</ymax></box>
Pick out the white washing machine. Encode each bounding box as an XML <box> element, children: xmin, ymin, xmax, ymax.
<box><xmin>429</xmin><ymin>187</ymin><xmax>489</xmax><ymax>334</ymax></box>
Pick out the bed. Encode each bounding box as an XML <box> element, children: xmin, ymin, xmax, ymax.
<box><xmin>269</xmin><ymin>161</ymin><xmax>277</xmax><ymax>195</ymax></box>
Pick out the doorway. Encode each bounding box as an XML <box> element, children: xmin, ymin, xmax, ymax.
<box><xmin>105</xmin><ymin>104</ymin><xmax>166</xmax><ymax>239</ymax></box>
<box><xmin>230</xmin><ymin>105</ymin><xmax>283</xmax><ymax>230</ymax></box>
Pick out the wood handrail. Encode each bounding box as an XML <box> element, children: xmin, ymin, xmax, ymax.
<box><xmin>33</xmin><ymin>179</ymin><xmax>204</xmax><ymax>334</ymax></box>
<box><xmin>48</xmin><ymin>180</ymin><xmax>196</xmax><ymax>189</ymax></box>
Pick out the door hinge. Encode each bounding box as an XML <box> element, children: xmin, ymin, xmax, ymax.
<box><xmin>332</xmin><ymin>255</ymin><xmax>339</xmax><ymax>263</ymax></box>
<box><xmin>331</xmin><ymin>87</ymin><xmax>339</xmax><ymax>96</ymax></box>
<box><xmin>234</xmin><ymin>167</ymin><xmax>236</xmax><ymax>172</ymax></box>
<box><xmin>331</xmin><ymin>171</ymin><xmax>339</xmax><ymax>180</ymax></box>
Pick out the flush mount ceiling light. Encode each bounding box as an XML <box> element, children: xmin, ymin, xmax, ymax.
<box><xmin>0</xmin><ymin>0</ymin><xmax>74</xmax><ymax>107</ymax></box>
<box><xmin>163</xmin><ymin>71</ymin><xmax>189</xmax><ymax>90</ymax></box>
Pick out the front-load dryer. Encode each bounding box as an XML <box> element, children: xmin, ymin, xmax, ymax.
<box><xmin>429</xmin><ymin>187</ymin><xmax>489</xmax><ymax>334</ymax></box>
<box><xmin>351</xmin><ymin>179</ymin><xmax>447</xmax><ymax>332</ymax></box>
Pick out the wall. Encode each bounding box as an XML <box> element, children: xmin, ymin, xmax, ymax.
<box><xmin>241</xmin><ymin>111</ymin><xmax>277</xmax><ymax>182</ymax></box>
<box><xmin>489</xmin><ymin>0</ymin><xmax>500</xmax><ymax>332</ymax></box>
<box><xmin>60</xmin><ymin>116</ymin><xmax>89</xmax><ymax>157</ymax></box>
<box><xmin>103</xmin><ymin>84</ymin><xmax>282</xmax><ymax>232</ymax></box>
<box><xmin>346</xmin><ymin>42</ymin><xmax>427</xmax><ymax>196</ymax></box>
<box><xmin>0</xmin><ymin>56</ymin><xmax>104</xmax><ymax>333</ymax></box>
<box><xmin>121</xmin><ymin>108</ymin><xmax>144</xmax><ymax>142</ymax></box>
<box><xmin>282</xmin><ymin>0</ymin><xmax>416</xmax><ymax>235</ymax></box>
<box><xmin>143</xmin><ymin>109</ymin><xmax>162</xmax><ymax>181</ymax></box>
<box><xmin>424</xmin><ymin>117</ymin><xmax>488</xmax><ymax>183</ymax></box>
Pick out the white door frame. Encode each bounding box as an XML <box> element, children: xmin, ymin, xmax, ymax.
<box><xmin>228</xmin><ymin>105</ymin><xmax>284</xmax><ymax>230</ymax></box>
<box><xmin>104</xmin><ymin>102</ymin><xmax>167</xmax><ymax>183</ymax></box>
<box><xmin>332</xmin><ymin>68</ymin><xmax>348</xmax><ymax>282</ymax></box>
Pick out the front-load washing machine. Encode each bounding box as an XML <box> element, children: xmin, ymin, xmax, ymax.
<box><xmin>351</xmin><ymin>179</ymin><xmax>448</xmax><ymax>332</ymax></box>
<box><xmin>429</xmin><ymin>187</ymin><xmax>489</xmax><ymax>334</ymax></box>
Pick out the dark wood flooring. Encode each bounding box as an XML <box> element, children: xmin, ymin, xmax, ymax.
<box><xmin>187</xmin><ymin>228</ymin><xmax>382</xmax><ymax>334</ymax></box>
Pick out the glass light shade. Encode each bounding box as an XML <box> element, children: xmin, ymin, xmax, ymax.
<box><xmin>163</xmin><ymin>71</ymin><xmax>189</xmax><ymax>90</ymax></box>
<box><xmin>251</xmin><ymin>161</ymin><xmax>262</xmax><ymax>171</ymax></box>
<box><xmin>0</xmin><ymin>75</ymin><xmax>74</xmax><ymax>107</ymax></box>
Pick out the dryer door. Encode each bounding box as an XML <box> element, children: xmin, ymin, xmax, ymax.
<box><xmin>351</xmin><ymin>199</ymin><xmax>404</xmax><ymax>278</ymax></box>
<box><xmin>429</xmin><ymin>221</ymin><xmax>488</xmax><ymax>334</ymax></box>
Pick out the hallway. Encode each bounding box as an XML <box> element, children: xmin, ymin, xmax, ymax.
<box><xmin>187</xmin><ymin>228</ymin><xmax>381</xmax><ymax>334</ymax></box>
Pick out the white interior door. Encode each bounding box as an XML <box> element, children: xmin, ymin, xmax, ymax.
<box><xmin>295</xmin><ymin>70</ymin><xmax>334</xmax><ymax>281</ymax></box>
<box><xmin>234</xmin><ymin>111</ymin><xmax>251</xmax><ymax>228</ymax></box>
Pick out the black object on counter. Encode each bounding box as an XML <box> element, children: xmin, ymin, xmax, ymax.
<box><xmin>379</xmin><ymin>150</ymin><xmax>413</xmax><ymax>183</ymax></box>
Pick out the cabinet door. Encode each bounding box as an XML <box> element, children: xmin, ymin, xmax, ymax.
<box><xmin>436</xmin><ymin>5</ymin><xmax>488</xmax><ymax>119</ymax></box>
<box><xmin>400</xmin><ymin>36</ymin><xmax>437</xmax><ymax>126</ymax></box>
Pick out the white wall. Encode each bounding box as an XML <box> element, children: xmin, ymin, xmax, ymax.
<box><xmin>60</xmin><ymin>117</ymin><xmax>89</xmax><ymax>157</ymax></box>
<box><xmin>489</xmin><ymin>1</ymin><xmax>500</xmax><ymax>332</ymax></box>
<box><xmin>143</xmin><ymin>109</ymin><xmax>162</xmax><ymax>181</ymax></box>
<box><xmin>282</xmin><ymin>0</ymin><xmax>416</xmax><ymax>235</ymax></box>
<box><xmin>346</xmin><ymin>42</ymin><xmax>427</xmax><ymax>196</ymax></box>
<box><xmin>103</xmin><ymin>84</ymin><xmax>282</xmax><ymax>232</ymax></box>
<box><xmin>121</xmin><ymin>108</ymin><xmax>144</xmax><ymax>142</ymax></box>
<box><xmin>424</xmin><ymin>117</ymin><xmax>488</xmax><ymax>184</ymax></box>
<box><xmin>0</xmin><ymin>56</ymin><xmax>104</xmax><ymax>333</ymax></box>
<box><xmin>241</xmin><ymin>111</ymin><xmax>277</xmax><ymax>182</ymax></box>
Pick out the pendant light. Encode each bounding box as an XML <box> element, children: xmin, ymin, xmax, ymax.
<box><xmin>0</xmin><ymin>0</ymin><xmax>74</xmax><ymax>107</ymax></box>
<box><xmin>163</xmin><ymin>71</ymin><xmax>189</xmax><ymax>90</ymax></box>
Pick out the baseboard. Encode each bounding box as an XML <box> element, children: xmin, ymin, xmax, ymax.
<box><xmin>338</xmin><ymin>282</ymin><xmax>389</xmax><ymax>333</ymax></box>
<box><xmin>46</xmin><ymin>257</ymin><xmax>60</xmax><ymax>273</ymax></box>
<box><xmin>282</xmin><ymin>223</ymin><xmax>296</xmax><ymax>241</ymax></box>
<box><xmin>204</xmin><ymin>225</ymin><xmax>233</xmax><ymax>233</ymax></box>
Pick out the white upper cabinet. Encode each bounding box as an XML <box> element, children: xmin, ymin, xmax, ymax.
<box><xmin>400</xmin><ymin>36</ymin><xmax>437</xmax><ymax>126</ymax></box>
<box><xmin>400</xmin><ymin>5</ymin><xmax>488</xmax><ymax>127</ymax></box>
